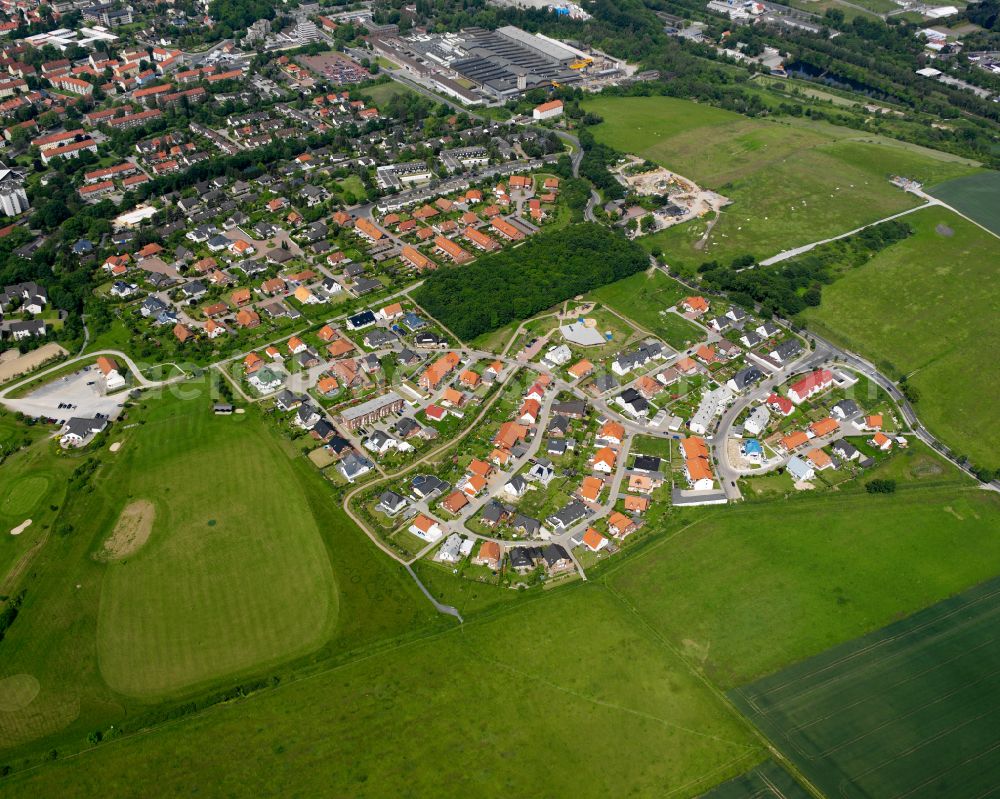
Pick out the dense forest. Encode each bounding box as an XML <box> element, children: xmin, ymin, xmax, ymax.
<box><xmin>412</xmin><ymin>224</ymin><xmax>648</xmax><ymax>340</ymax></box>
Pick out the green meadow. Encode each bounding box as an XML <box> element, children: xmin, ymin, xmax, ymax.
<box><xmin>0</xmin><ymin>588</ymin><xmax>765</xmax><ymax>798</ymax></box>
<box><xmin>929</xmin><ymin>169</ymin><xmax>1000</xmax><ymax>235</ymax></box>
<box><xmin>733</xmin><ymin>576</ymin><xmax>1000</xmax><ymax>797</ymax></box>
<box><xmin>583</xmin><ymin>96</ymin><xmax>979</xmax><ymax>273</ymax></box>
<box><xmin>588</xmin><ymin>269</ymin><xmax>702</xmax><ymax>348</ymax></box>
<box><xmin>802</xmin><ymin>207</ymin><xmax>1000</xmax><ymax>470</ymax></box>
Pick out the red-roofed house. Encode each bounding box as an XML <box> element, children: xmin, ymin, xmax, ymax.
<box><xmin>788</xmin><ymin>369</ymin><xmax>834</xmax><ymax>405</ymax></box>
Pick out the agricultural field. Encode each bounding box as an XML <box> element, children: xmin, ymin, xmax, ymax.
<box><xmin>700</xmin><ymin>760</ymin><xmax>811</xmax><ymax>799</ymax></box>
<box><xmin>929</xmin><ymin>170</ymin><xmax>1000</xmax><ymax>235</ymax></box>
<box><xmin>0</xmin><ymin>587</ymin><xmax>766</xmax><ymax>797</ymax></box>
<box><xmin>609</xmin><ymin>486</ymin><xmax>1000</xmax><ymax>689</ymax></box>
<box><xmin>732</xmin><ymin>575</ymin><xmax>1000</xmax><ymax>797</ymax></box>
<box><xmin>801</xmin><ymin>207</ymin><xmax>1000</xmax><ymax>470</ymax></box>
<box><xmin>0</xmin><ymin>391</ymin><xmax>437</xmax><ymax>757</ymax></box>
<box><xmin>583</xmin><ymin>96</ymin><xmax>980</xmax><ymax>273</ymax></box>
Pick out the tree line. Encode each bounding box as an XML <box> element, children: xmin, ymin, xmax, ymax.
<box><xmin>696</xmin><ymin>219</ymin><xmax>913</xmax><ymax>319</ymax></box>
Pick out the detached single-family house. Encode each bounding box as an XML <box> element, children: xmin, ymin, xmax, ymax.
<box><xmin>472</xmin><ymin>541</ymin><xmax>502</xmax><ymax>571</ymax></box>
<box><xmin>378</xmin><ymin>490</ymin><xmax>407</xmax><ymax>516</ymax></box>
<box><xmin>581</xmin><ymin>528</ymin><xmax>608</xmax><ymax>552</ymax></box>
<box><xmin>869</xmin><ymin>432</ymin><xmax>893</xmax><ymax>451</ymax></box>
<box><xmin>409</xmin><ymin>513</ymin><xmax>444</xmax><ymax>543</ymax></box>
<box><xmin>592</xmin><ymin>447</ymin><xmax>617</xmax><ymax>474</ymax></box>
<box><xmin>786</xmin><ymin>455</ymin><xmax>815</xmax><ymax>482</ymax></box>
<box><xmin>339</xmin><ymin>451</ymin><xmax>374</xmax><ymax>483</ymax></box>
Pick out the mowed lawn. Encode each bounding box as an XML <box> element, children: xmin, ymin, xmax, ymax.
<box><xmin>732</xmin><ymin>576</ymin><xmax>1000</xmax><ymax>797</ymax></box>
<box><xmin>96</xmin><ymin>400</ymin><xmax>338</xmax><ymax>698</ymax></box>
<box><xmin>801</xmin><ymin>207</ymin><xmax>1000</xmax><ymax>469</ymax></box>
<box><xmin>360</xmin><ymin>78</ymin><xmax>417</xmax><ymax>107</ymax></box>
<box><xmin>1</xmin><ymin>587</ymin><xmax>765</xmax><ymax>798</ymax></box>
<box><xmin>583</xmin><ymin>96</ymin><xmax>978</xmax><ymax>272</ymax></box>
<box><xmin>609</xmin><ymin>486</ymin><xmax>1000</xmax><ymax>690</ymax></box>
<box><xmin>0</xmin><ymin>429</ymin><xmax>71</xmax><ymax>592</ymax></box>
<box><xmin>0</xmin><ymin>390</ymin><xmax>442</xmax><ymax>756</ymax></box>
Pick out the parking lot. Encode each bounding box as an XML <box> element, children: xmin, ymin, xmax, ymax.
<box><xmin>3</xmin><ymin>366</ymin><xmax>126</xmax><ymax>425</ymax></box>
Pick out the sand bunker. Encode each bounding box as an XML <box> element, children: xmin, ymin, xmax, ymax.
<box><xmin>97</xmin><ymin>500</ymin><xmax>155</xmax><ymax>560</ymax></box>
<box><xmin>10</xmin><ymin>519</ymin><xmax>31</xmax><ymax>536</ymax></box>
<box><xmin>109</xmin><ymin>442</ymin><xmax>122</xmax><ymax>453</ymax></box>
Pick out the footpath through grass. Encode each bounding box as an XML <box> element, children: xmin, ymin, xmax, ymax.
<box><xmin>801</xmin><ymin>206</ymin><xmax>1000</xmax><ymax>471</ymax></box>
<box><xmin>583</xmin><ymin>96</ymin><xmax>978</xmax><ymax>273</ymax></box>
<box><xmin>732</xmin><ymin>575</ymin><xmax>1000</xmax><ymax>797</ymax></box>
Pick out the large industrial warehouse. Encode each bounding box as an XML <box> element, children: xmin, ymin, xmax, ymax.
<box><xmin>448</xmin><ymin>26</ymin><xmax>585</xmax><ymax>99</ymax></box>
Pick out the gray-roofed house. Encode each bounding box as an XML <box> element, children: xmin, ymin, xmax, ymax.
<box><xmin>592</xmin><ymin>373</ymin><xmax>619</xmax><ymax>393</ymax></box>
<box><xmin>727</xmin><ymin>365</ymin><xmax>764</xmax><ymax>393</ymax></box>
<box><xmin>542</xmin><ymin>544</ymin><xmax>573</xmax><ymax>575</ymax></box>
<box><xmin>832</xmin><ymin>399</ymin><xmax>861</xmax><ymax>420</ymax></box>
<box><xmin>546</xmin><ymin>499</ymin><xmax>589</xmax><ymax>531</ymax></box>
<box><xmin>770</xmin><ymin>339</ymin><xmax>802</xmax><ymax>364</ymax></box>
<box><xmin>411</xmin><ymin>474</ymin><xmax>449</xmax><ymax>499</ymax></box>
<box><xmin>511</xmin><ymin>514</ymin><xmax>541</xmax><ymax>537</ymax></box>
<box><xmin>364</xmin><ymin>329</ymin><xmax>397</xmax><ymax>348</ymax></box>
<box><xmin>378</xmin><ymin>490</ymin><xmax>407</xmax><ymax>516</ymax></box>
<box><xmin>632</xmin><ymin>455</ymin><xmax>661</xmax><ymax>473</ymax></box>
<box><xmin>831</xmin><ymin>439</ymin><xmax>860</xmax><ymax>461</ymax></box>
<box><xmin>786</xmin><ymin>455</ymin><xmax>815</xmax><ymax>482</ymax></box>
<box><xmin>60</xmin><ymin>416</ymin><xmax>107</xmax><ymax>447</ymax></box>
<box><xmin>339</xmin><ymin>451</ymin><xmax>374</xmax><ymax>482</ymax></box>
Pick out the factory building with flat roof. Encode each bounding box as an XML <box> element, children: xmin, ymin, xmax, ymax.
<box><xmin>449</xmin><ymin>26</ymin><xmax>582</xmax><ymax>99</ymax></box>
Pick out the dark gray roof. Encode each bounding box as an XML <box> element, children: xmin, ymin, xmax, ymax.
<box><xmin>633</xmin><ymin>455</ymin><xmax>661</xmax><ymax>472</ymax></box>
<box><xmin>542</xmin><ymin>544</ymin><xmax>570</xmax><ymax>567</ymax></box>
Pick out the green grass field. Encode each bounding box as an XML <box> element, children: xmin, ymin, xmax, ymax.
<box><xmin>732</xmin><ymin>575</ymin><xmax>1000</xmax><ymax>797</ymax></box>
<box><xmin>360</xmin><ymin>79</ymin><xmax>417</xmax><ymax>107</ymax></box>
<box><xmin>0</xmin><ymin>425</ymin><xmax>72</xmax><ymax>595</ymax></box>
<box><xmin>4</xmin><ymin>372</ymin><xmax>1000</xmax><ymax>795</ymax></box>
<box><xmin>0</xmin><ymin>476</ymin><xmax>50</xmax><ymax>518</ymax></box>
<box><xmin>801</xmin><ymin>207</ymin><xmax>1000</xmax><ymax>470</ymax></box>
<box><xmin>0</xmin><ymin>391</ymin><xmax>438</xmax><ymax>756</ymax></box>
<box><xmin>588</xmin><ymin>269</ymin><xmax>702</xmax><ymax>348</ymax></box>
<box><xmin>609</xmin><ymin>486</ymin><xmax>1000</xmax><ymax>689</ymax></box>
<box><xmin>929</xmin><ymin>170</ymin><xmax>1000</xmax><ymax>235</ymax></box>
<box><xmin>0</xmin><ymin>587</ymin><xmax>765</xmax><ymax>797</ymax></box>
<box><xmin>95</xmin><ymin>402</ymin><xmax>338</xmax><ymax>698</ymax></box>
<box><xmin>583</xmin><ymin>97</ymin><xmax>979</xmax><ymax>273</ymax></box>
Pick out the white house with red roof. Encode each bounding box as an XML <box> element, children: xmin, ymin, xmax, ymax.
<box><xmin>788</xmin><ymin>369</ymin><xmax>834</xmax><ymax>404</ymax></box>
